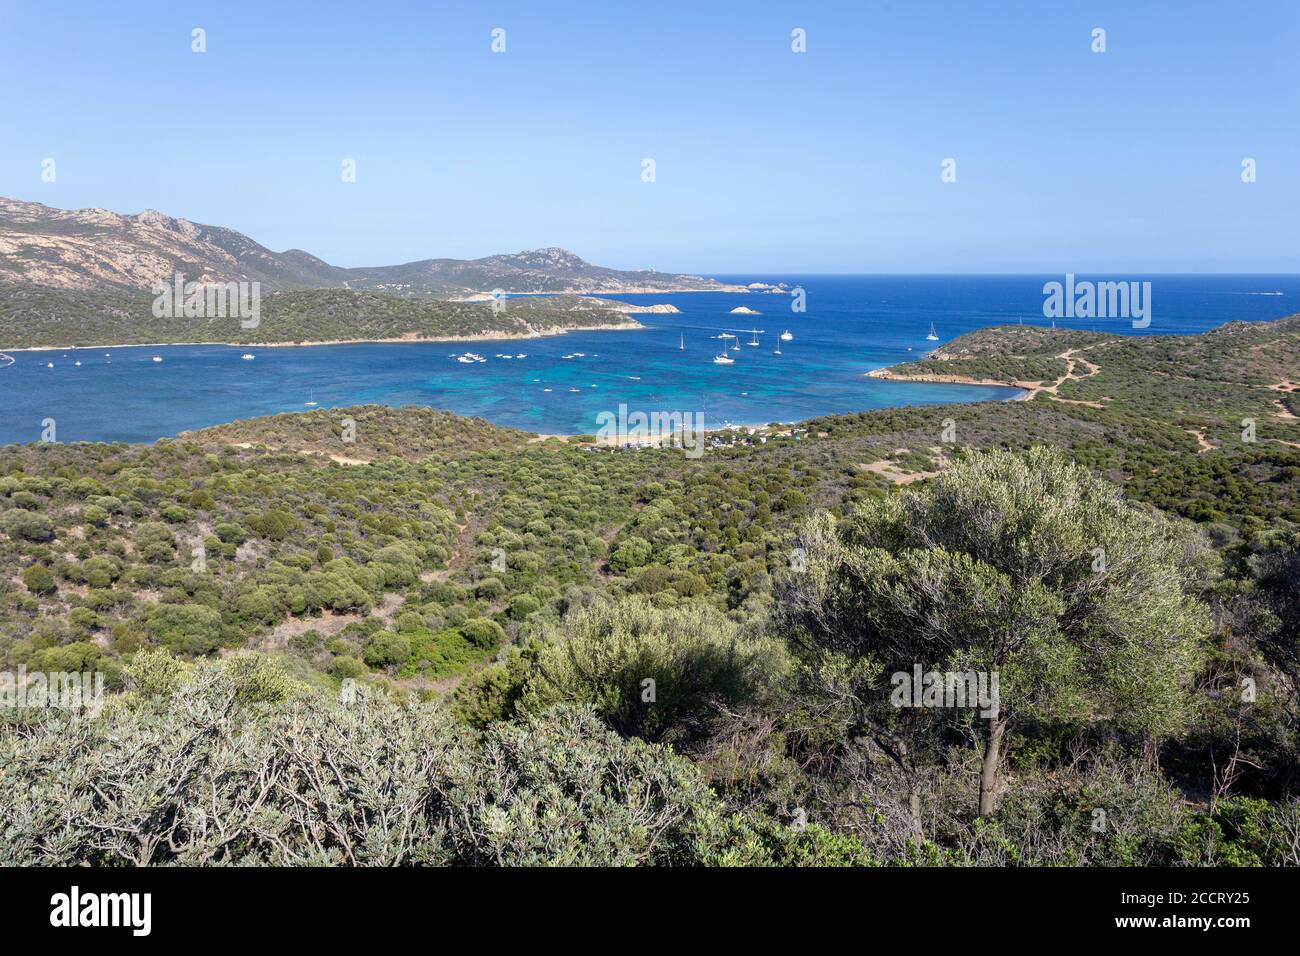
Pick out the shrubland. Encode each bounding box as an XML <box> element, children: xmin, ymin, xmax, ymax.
<box><xmin>1</xmin><ymin>315</ymin><xmax>1298</xmax><ymax>865</ymax></box>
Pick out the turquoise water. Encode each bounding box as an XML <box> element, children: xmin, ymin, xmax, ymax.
<box><xmin>1</xmin><ymin>275</ymin><xmax>1295</xmax><ymax>445</ymax></box>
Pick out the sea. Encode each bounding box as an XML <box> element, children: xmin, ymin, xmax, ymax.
<box><xmin>1</xmin><ymin>274</ymin><xmax>1295</xmax><ymax>445</ymax></box>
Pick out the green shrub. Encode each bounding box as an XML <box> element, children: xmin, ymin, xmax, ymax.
<box><xmin>1</xmin><ymin>509</ymin><xmax>55</xmax><ymax>542</ymax></box>
<box><xmin>363</xmin><ymin>632</ymin><xmax>412</xmax><ymax>669</ymax></box>
<box><xmin>145</xmin><ymin>603</ymin><xmax>223</xmax><ymax>656</ymax></box>
<box><xmin>524</xmin><ymin>598</ymin><xmax>789</xmax><ymax>743</ymax></box>
<box><xmin>21</xmin><ymin>564</ymin><xmax>55</xmax><ymax>595</ymax></box>
<box><xmin>460</xmin><ymin>617</ymin><xmax>506</xmax><ymax>650</ymax></box>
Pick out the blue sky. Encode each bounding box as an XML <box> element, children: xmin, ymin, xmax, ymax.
<box><xmin>1</xmin><ymin>0</ymin><xmax>1296</xmax><ymax>273</ymax></box>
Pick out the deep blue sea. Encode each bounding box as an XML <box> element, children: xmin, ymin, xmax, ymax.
<box><xmin>1</xmin><ymin>275</ymin><xmax>1296</xmax><ymax>445</ymax></box>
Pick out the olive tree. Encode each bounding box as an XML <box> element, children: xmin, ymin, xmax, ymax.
<box><xmin>780</xmin><ymin>447</ymin><xmax>1210</xmax><ymax>824</ymax></box>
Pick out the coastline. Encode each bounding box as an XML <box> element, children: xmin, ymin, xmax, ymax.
<box><xmin>452</xmin><ymin>285</ymin><xmax>757</xmax><ymax>300</ymax></box>
<box><xmin>0</xmin><ymin>320</ymin><xmax>647</xmax><ymax>353</ymax></box>
<box><xmin>865</xmin><ymin>367</ymin><xmax>1031</xmax><ymax>401</ymax></box>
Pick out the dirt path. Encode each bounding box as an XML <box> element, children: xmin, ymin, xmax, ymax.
<box><xmin>1187</xmin><ymin>429</ymin><xmax>1215</xmax><ymax>453</ymax></box>
<box><xmin>859</xmin><ymin>455</ymin><xmax>941</xmax><ymax>485</ymax></box>
<box><xmin>870</xmin><ymin>341</ymin><xmax>1113</xmax><ymax>408</ymax></box>
<box><xmin>229</xmin><ymin>440</ymin><xmax>375</xmax><ymax>466</ymax></box>
<box><xmin>1017</xmin><ymin>346</ymin><xmax>1109</xmax><ymax>407</ymax></box>
<box><xmin>255</xmin><ymin>609</ymin><xmax>364</xmax><ymax>652</ymax></box>
<box><xmin>419</xmin><ymin>519</ymin><xmax>476</xmax><ymax>584</ymax></box>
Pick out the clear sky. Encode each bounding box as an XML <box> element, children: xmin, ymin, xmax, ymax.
<box><xmin>1</xmin><ymin>0</ymin><xmax>1296</xmax><ymax>273</ymax></box>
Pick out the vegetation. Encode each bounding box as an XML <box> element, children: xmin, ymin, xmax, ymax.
<box><xmin>0</xmin><ymin>652</ymin><xmax>826</xmax><ymax>866</ymax></box>
<box><xmin>780</xmin><ymin>448</ymin><xmax>1209</xmax><ymax>825</ymax></box>
<box><xmin>0</xmin><ymin>314</ymin><xmax>1297</xmax><ymax>866</ymax></box>
<box><xmin>0</xmin><ymin>286</ymin><xmax>640</xmax><ymax>348</ymax></box>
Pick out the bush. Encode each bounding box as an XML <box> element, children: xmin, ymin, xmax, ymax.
<box><xmin>215</xmin><ymin>522</ymin><xmax>247</xmax><ymax>545</ymax></box>
<box><xmin>328</xmin><ymin>656</ymin><xmax>367</xmax><ymax>680</ymax></box>
<box><xmin>524</xmin><ymin>598</ymin><xmax>789</xmax><ymax>743</ymax></box>
<box><xmin>475</xmin><ymin>577</ymin><xmax>505</xmax><ymax>599</ymax></box>
<box><xmin>81</xmin><ymin>505</ymin><xmax>109</xmax><ymax>527</ymax></box>
<box><xmin>0</xmin><ymin>675</ymin><xmax>760</xmax><ymax>866</ymax></box>
<box><xmin>508</xmin><ymin>594</ymin><xmax>541</xmax><ymax>620</ymax></box>
<box><xmin>1</xmin><ymin>509</ymin><xmax>55</xmax><ymax>542</ymax></box>
<box><xmin>363</xmin><ymin>632</ymin><xmax>412</xmax><ymax>669</ymax></box>
<box><xmin>21</xmin><ymin>564</ymin><xmax>55</xmax><ymax>595</ymax></box>
<box><xmin>460</xmin><ymin>617</ymin><xmax>506</xmax><ymax>650</ymax></box>
<box><xmin>123</xmin><ymin>648</ymin><xmax>190</xmax><ymax>698</ymax></box>
<box><xmin>609</xmin><ymin>537</ymin><xmax>652</xmax><ymax>572</ymax></box>
<box><xmin>144</xmin><ymin>603</ymin><xmax>223</xmax><ymax>656</ymax></box>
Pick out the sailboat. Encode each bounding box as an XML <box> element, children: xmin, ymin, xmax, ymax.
<box><xmin>679</xmin><ymin>333</ymin><xmax>685</xmax><ymax>351</ymax></box>
<box><xmin>773</xmin><ymin>342</ymin><xmax>782</xmax><ymax>356</ymax></box>
<box><xmin>305</xmin><ymin>389</ymin><xmax>318</xmax><ymax>407</ymax></box>
<box><xmin>713</xmin><ymin>334</ymin><xmax>736</xmax><ymax>364</ymax></box>
<box><xmin>747</xmin><ymin>329</ymin><xmax>761</xmax><ymax>346</ymax></box>
<box><xmin>926</xmin><ymin>322</ymin><xmax>939</xmax><ymax>341</ymax></box>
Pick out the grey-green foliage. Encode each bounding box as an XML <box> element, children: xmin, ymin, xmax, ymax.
<box><xmin>523</xmin><ymin>597</ymin><xmax>790</xmax><ymax>743</ymax></box>
<box><xmin>0</xmin><ymin>655</ymin><xmax>747</xmax><ymax>866</ymax></box>
<box><xmin>781</xmin><ymin>446</ymin><xmax>1212</xmax><ymax>814</ymax></box>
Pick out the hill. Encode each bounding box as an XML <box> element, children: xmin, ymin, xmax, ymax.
<box><xmin>180</xmin><ymin>405</ymin><xmax>535</xmax><ymax>461</ymax></box>
<box><xmin>0</xmin><ymin>286</ymin><xmax>645</xmax><ymax>348</ymax></box>
<box><xmin>0</xmin><ymin>197</ymin><xmax>749</xmax><ymax>296</ymax></box>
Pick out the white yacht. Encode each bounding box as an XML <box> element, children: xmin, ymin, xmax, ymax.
<box><xmin>780</xmin><ymin>329</ymin><xmax>793</xmax><ymax>341</ymax></box>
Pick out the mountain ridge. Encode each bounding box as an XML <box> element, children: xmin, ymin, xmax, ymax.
<box><xmin>0</xmin><ymin>197</ymin><xmax>752</xmax><ymax>297</ymax></box>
